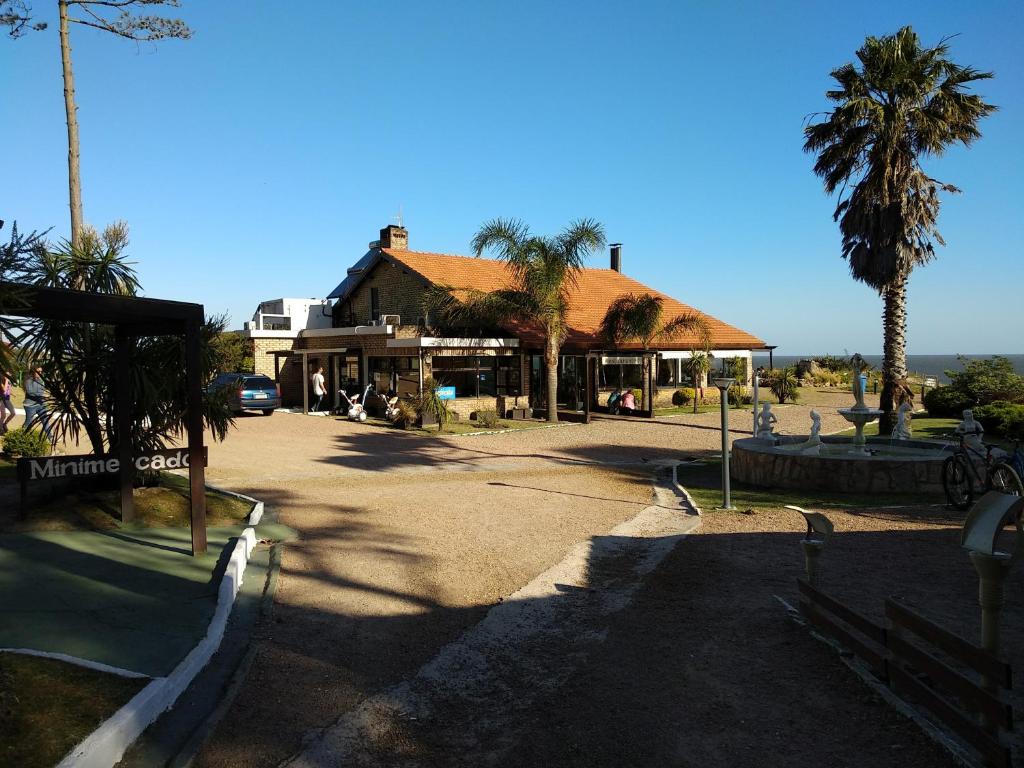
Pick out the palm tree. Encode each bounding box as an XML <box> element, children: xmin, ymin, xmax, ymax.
<box><xmin>424</xmin><ymin>217</ymin><xmax>605</xmax><ymax>423</ymax></box>
<box><xmin>685</xmin><ymin>351</ymin><xmax>711</xmax><ymax>414</ymax></box>
<box><xmin>804</xmin><ymin>26</ymin><xmax>995</xmax><ymax>432</ymax></box>
<box><xmin>599</xmin><ymin>293</ymin><xmax>709</xmax><ymax>414</ymax></box>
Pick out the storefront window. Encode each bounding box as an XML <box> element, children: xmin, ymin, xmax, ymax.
<box><xmin>600</xmin><ymin>362</ymin><xmax>643</xmax><ymax>389</ymax></box>
<box><xmin>430</xmin><ymin>355</ymin><xmax>521</xmax><ymax>398</ymax></box>
<box><xmin>658</xmin><ymin>358</ymin><xmax>680</xmax><ymax>387</ymax></box>
<box><xmin>368</xmin><ymin>356</ymin><xmax>420</xmax><ymax>395</ymax></box>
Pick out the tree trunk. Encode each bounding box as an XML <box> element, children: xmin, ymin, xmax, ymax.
<box><xmin>59</xmin><ymin>1</ymin><xmax>84</xmax><ymax>251</ymax></box>
<box><xmin>878</xmin><ymin>273</ymin><xmax>909</xmax><ymax>435</ymax></box>
<box><xmin>545</xmin><ymin>336</ymin><xmax>559</xmax><ymax>423</ymax></box>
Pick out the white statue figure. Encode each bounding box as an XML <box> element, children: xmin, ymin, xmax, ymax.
<box><xmin>850</xmin><ymin>353</ymin><xmax>868</xmax><ymax>410</ymax></box>
<box><xmin>756</xmin><ymin>402</ymin><xmax>777</xmax><ymax>441</ymax></box>
<box><xmin>892</xmin><ymin>402</ymin><xmax>913</xmax><ymax>440</ymax></box>
<box><xmin>957</xmin><ymin>409</ymin><xmax>986</xmax><ymax>455</ymax></box>
<box><xmin>807</xmin><ymin>409</ymin><xmax>822</xmax><ymax>445</ymax></box>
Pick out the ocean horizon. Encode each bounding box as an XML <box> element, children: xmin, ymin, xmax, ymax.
<box><xmin>750</xmin><ymin>353</ymin><xmax>1024</xmax><ymax>384</ymax></box>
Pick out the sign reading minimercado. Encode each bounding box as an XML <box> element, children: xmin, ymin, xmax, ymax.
<box><xmin>17</xmin><ymin>447</ymin><xmax>208</xmax><ymax>482</ymax></box>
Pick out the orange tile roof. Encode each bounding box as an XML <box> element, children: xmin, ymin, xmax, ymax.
<box><xmin>381</xmin><ymin>248</ymin><xmax>765</xmax><ymax>349</ymax></box>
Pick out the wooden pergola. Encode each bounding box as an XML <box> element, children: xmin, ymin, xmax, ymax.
<box><xmin>2</xmin><ymin>282</ymin><xmax>209</xmax><ymax>555</ymax></box>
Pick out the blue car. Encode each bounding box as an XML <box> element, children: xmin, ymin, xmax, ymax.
<box><xmin>211</xmin><ymin>373</ymin><xmax>281</xmax><ymax>416</ymax></box>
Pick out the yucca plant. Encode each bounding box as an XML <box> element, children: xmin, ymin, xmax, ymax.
<box><xmin>416</xmin><ymin>376</ymin><xmax>451</xmax><ymax>433</ymax></box>
<box><xmin>768</xmin><ymin>367</ymin><xmax>800</xmax><ymax>404</ymax></box>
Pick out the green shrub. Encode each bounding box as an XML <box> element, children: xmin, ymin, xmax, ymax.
<box><xmin>2</xmin><ymin>427</ymin><xmax>50</xmax><ymax>457</ymax></box>
<box><xmin>812</xmin><ymin>354</ymin><xmax>852</xmax><ymax>374</ymax></box>
<box><xmin>946</xmin><ymin>356</ymin><xmax>1024</xmax><ymax>406</ymax></box>
<box><xmin>475</xmin><ymin>409</ymin><xmax>500</xmax><ymax>429</ymax></box>
<box><xmin>727</xmin><ymin>384</ymin><xmax>748</xmax><ymax>407</ymax></box>
<box><xmin>975</xmin><ymin>401</ymin><xmax>1024</xmax><ymax>439</ymax></box>
<box><xmin>632</xmin><ymin>388</ymin><xmax>643</xmax><ymax>407</ymax></box>
<box><xmin>724</xmin><ymin>357</ymin><xmax>747</xmax><ymax>382</ymax></box>
<box><xmin>923</xmin><ymin>385</ymin><xmax>972</xmax><ymax>418</ymax></box>
<box><xmin>809</xmin><ymin>370</ymin><xmax>846</xmax><ymax>387</ymax></box>
<box><xmin>768</xmin><ymin>368</ymin><xmax>800</xmax><ymax>404</ymax></box>
<box><xmin>672</xmin><ymin>388</ymin><xmax>694</xmax><ymax>406</ymax></box>
<box><xmin>391</xmin><ymin>400</ymin><xmax>417</xmax><ymax>430</ymax></box>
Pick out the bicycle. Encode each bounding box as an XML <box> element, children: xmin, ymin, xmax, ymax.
<box><xmin>941</xmin><ymin>434</ymin><xmax>1024</xmax><ymax>511</ymax></box>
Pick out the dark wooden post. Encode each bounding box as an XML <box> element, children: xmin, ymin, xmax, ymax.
<box><xmin>184</xmin><ymin>318</ymin><xmax>208</xmax><ymax>556</ymax></box>
<box><xmin>583</xmin><ymin>355</ymin><xmax>592</xmax><ymax>424</ymax></box>
<box><xmin>115</xmin><ymin>329</ymin><xmax>134</xmax><ymax>522</ymax></box>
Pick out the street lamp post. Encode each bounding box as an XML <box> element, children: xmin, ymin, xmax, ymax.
<box><xmin>713</xmin><ymin>376</ymin><xmax>735</xmax><ymax>510</ymax></box>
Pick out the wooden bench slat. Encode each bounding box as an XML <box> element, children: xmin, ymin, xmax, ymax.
<box><xmin>888</xmin><ymin>634</ymin><xmax>1011</xmax><ymax>728</ymax></box>
<box><xmin>889</xmin><ymin>665</ymin><xmax>1011</xmax><ymax>768</ymax></box>
<box><xmin>801</xmin><ymin>601</ymin><xmax>887</xmax><ymax>679</ymax></box>
<box><xmin>886</xmin><ymin>599</ymin><xmax>1010</xmax><ymax>687</ymax></box>
<box><xmin>799</xmin><ymin>579</ymin><xmax>887</xmax><ymax>644</ymax></box>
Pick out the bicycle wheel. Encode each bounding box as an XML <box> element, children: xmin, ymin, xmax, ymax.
<box><xmin>943</xmin><ymin>455</ymin><xmax>973</xmax><ymax>510</ymax></box>
<box><xmin>990</xmin><ymin>462</ymin><xmax>1024</xmax><ymax>496</ymax></box>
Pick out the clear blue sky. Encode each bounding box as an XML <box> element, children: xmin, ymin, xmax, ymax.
<box><xmin>3</xmin><ymin>0</ymin><xmax>1021</xmax><ymax>355</ymax></box>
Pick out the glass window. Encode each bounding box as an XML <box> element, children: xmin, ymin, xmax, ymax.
<box><xmin>430</xmin><ymin>356</ymin><xmax>516</xmax><ymax>398</ymax></box>
<box><xmin>430</xmin><ymin>356</ymin><xmax>478</xmax><ymax>398</ymax></box>
<box><xmin>496</xmin><ymin>356</ymin><xmax>522</xmax><ymax>396</ymax></box>
<box><xmin>657</xmin><ymin>358</ymin><xmax>679</xmax><ymax>387</ymax></box>
<box><xmin>369</xmin><ymin>356</ymin><xmax>420</xmax><ymax>394</ymax></box>
<box><xmin>370</xmin><ymin>287</ymin><xmax>380</xmax><ymax>321</ymax></box>
<box><xmin>621</xmin><ymin>364</ymin><xmax>643</xmax><ymax>389</ymax></box>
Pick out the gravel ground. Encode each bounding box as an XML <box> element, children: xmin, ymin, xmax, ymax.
<box><xmin>190</xmin><ymin>392</ymin><xmax>989</xmax><ymax>768</ymax></box>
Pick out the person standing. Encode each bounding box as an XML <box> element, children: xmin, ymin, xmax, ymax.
<box><xmin>311</xmin><ymin>366</ymin><xmax>326</xmax><ymax>413</ymax></box>
<box><xmin>0</xmin><ymin>370</ymin><xmax>16</xmax><ymax>435</ymax></box>
<box><xmin>23</xmin><ymin>366</ymin><xmax>53</xmax><ymax>442</ymax></box>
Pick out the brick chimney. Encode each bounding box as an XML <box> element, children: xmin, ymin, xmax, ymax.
<box><xmin>610</xmin><ymin>243</ymin><xmax>622</xmax><ymax>272</ymax></box>
<box><xmin>379</xmin><ymin>224</ymin><xmax>408</xmax><ymax>250</ymax></box>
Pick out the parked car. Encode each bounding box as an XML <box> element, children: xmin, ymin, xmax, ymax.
<box><xmin>210</xmin><ymin>373</ymin><xmax>281</xmax><ymax>415</ymax></box>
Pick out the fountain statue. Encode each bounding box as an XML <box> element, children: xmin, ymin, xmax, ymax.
<box><xmin>755</xmin><ymin>402</ymin><xmax>777</xmax><ymax>442</ymax></box>
<box><xmin>800</xmin><ymin>409</ymin><xmax>822</xmax><ymax>454</ymax></box>
<box><xmin>892</xmin><ymin>402</ymin><xmax>913</xmax><ymax>440</ymax></box>
<box><xmin>837</xmin><ymin>352</ymin><xmax>883</xmax><ymax>454</ymax></box>
<box><xmin>957</xmin><ymin>409</ymin><xmax>986</xmax><ymax>454</ymax></box>
<box><xmin>807</xmin><ymin>410</ymin><xmax>822</xmax><ymax>444</ymax></box>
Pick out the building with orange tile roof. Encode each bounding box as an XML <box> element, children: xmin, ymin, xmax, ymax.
<box><xmin>242</xmin><ymin>225</ymin><xmax>767</xmax><ymax>418</ymax></box>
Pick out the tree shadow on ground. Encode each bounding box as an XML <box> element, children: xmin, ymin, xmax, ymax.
<box><xmin>193</xmin><ymin>508</ymin><xmax>1020</xmax><ymax>768</ymax></box>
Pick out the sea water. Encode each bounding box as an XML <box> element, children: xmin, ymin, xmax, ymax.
<box><xmin>751</xmin><ymin>354</ymin><xmax>1024</xmax><ymax>384</ymax></box>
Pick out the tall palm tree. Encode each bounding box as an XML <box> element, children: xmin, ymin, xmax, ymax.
<box><xmin>804</xmin><ymin>26</ymin><xmax>995</xmax><ymax>432</ymax></box>
<box><xmin>424</xmin><ymin>217</ymin><xmax>605</xmax><ymax>423</ymax></box>
<box><xmin>685</xmin><ymin>350</ymin><xmax>711</xmax><ymax>414</ymax></box>
<box><xmin>599</xmin><ymin>293</ymin><xmax>709</xmax><ymax>414</ymax></box>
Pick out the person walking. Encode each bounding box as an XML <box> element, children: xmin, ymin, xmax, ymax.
<box><xmin>0</xmin><ymin>370</ymin><xmax>16</xmax><ymax>435</ymax></box>
<box><xmin>23</xmin><ymin>366</ymin><xmax>53</xmax><ymax>443</ymax></box>
<box><xmin>311</xmin><ymin>366</ymin><xmax>326</xmax><ymax>413</ymax></box>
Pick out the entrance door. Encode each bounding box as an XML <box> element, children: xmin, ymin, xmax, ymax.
<box><xmin>529</xmin><ymin>355</ymin><xmax>545</xmax><ymax>411</ymax></box>
<box><xmin>557</xmin><ymin>355</ymin><xmax>586</xmax><ymax>411</ymax></box>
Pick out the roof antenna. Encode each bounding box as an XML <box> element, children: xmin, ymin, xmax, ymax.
<box><xmin>393</xmin><ymin>205</ymin><xmax>404</xmax><ymax>228</ymax></box>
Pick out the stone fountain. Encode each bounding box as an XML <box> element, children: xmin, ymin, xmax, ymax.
<box><xmin>837</xmin><ymin>354</ymin><xmax>883</xmax><ymax>454</ymax></box>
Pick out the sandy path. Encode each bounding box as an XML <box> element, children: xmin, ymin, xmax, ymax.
<box><xmin>195</xmin><ymin>414</ymin><xmax>677</xmax><ymax>767</ymax></box>
<box><xmin>193</xmin><ymin>399</ymin><xmax>911</xmax><ymax>767</ymax></box>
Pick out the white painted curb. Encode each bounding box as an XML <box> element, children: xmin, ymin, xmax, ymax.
<box><xmin>54</xmin><ymin>493</ymin><xmax>265</xmax><ymax>768</ymax></box>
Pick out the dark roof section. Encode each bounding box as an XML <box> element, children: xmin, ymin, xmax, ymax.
<box><xmin>327</xmin><ymin>249</ymin><xmax>379</xmax><ymax>301</ymax></box>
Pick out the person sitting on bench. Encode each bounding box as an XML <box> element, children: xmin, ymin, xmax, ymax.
<box><xmin>620</xmin><ymin>389</ymin><xmax>636</xmax><ymax>415</ymax></box>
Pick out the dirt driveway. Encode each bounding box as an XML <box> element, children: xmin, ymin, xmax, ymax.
<box><xmin>194</xmin><ymin>407</ymin><xmax>960</xmax><ymax>768</ymax></box>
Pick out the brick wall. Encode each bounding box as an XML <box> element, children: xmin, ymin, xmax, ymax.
<box><xmin>251</xmin><ymin>337</ymin><xmax>298</xmax><ymax>378</ymax></box>
<box><xmin>336</xmin><ymin>257</ymin><xmax>429</xmax><ymax>327</ymax></box>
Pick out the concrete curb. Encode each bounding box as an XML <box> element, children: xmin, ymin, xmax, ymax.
<box><xmin>53</xmin><ymin>491</ymin><xmax>265</xmax><ymax>768</ymax></box>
